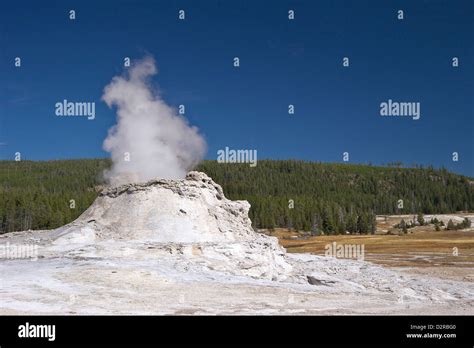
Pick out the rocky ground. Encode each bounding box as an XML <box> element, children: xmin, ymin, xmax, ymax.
<box><xmin>0</xmin><ymin>172</ymin><xmax>473</xmax><ymax>315</ymax></box>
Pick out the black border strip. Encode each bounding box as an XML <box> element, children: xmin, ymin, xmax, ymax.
<box><xmin>0</xmin><ymin>315</ymin><xmax>472</xmax><ymax>346</ymax></box>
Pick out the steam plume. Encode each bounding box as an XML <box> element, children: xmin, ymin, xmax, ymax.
<box><xmin>102</xmin><ymin>56</ymin><xmax>206</xmax><ymax>185</ymax></box>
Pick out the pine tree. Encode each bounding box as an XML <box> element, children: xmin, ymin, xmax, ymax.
<box><xmin>336</xmin><ymin>206</ymin><xmax>345</xmax><ymax>234</ymax></box>
<box><xmin>311</xmin><ymin>213</ymin><xmax>321</xmax><ymax>236</ymax></box>
<box><xmin>417</xmin><ymin>213</ymin><xmax>425</xmax><ymax>226</ymax></box>
<box><xmin>400</xmin><ymin>219</ymin><xmax>408</xmax><ymax>234</ymax></box>
<box><xmin>346</xmin><ymin>211</ymin><xmax>357</xmax><ymax>234</ymax></box>
<box><xmin>356</xmin><ymin>213</ymin><xmax>369</xmax><ymax>234</ymax></box>
<box><xmin>446</xmin><ymin>219</ymin><xmax>455</xmax><ymax>230</ymax></box>
<box><xmin>322</xmin><ymin>206</ymin><xmax>335</xmax><ymax>235</ymax></box>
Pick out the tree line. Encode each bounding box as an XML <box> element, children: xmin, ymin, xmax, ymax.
<box><xmin>0</xmin><ymin>159</ymin><xmax>472</xmax><ymax>234</ymax></box>
<box><xmin>197</xmin><ymin>160</ymin><xmax>473</xmax><ymax>234</ymax></box>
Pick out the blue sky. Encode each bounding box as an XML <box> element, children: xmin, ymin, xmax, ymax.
<box><xmin>1</xmin><ymin>0</ymin><xmax>473</xmax><ymax>176</ymax></box>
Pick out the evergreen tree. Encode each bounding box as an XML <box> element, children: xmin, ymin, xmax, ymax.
<box><xmin>446</xmin><ymin>219</ymin><xmax>455</xmax><ymax>230</ymax></box>
<box><xmin>417</xmin><ymin>213</ymin><xmax>425</xmax><ymax>226</ymax></box>
<box><xmin>400</xmin><ymin>219</ymin><xmax>408</xmax><ymax>234</ymax></box>
<box><xmin>311</xmin><ymin>213</ymin><xmax>322</xmax><ymax>236</ymax></box>
<box><xmin>322</xmin><ymin>206</ymin><xmax>335</xmax><ymax>235</ymax></box>
<box><xmin>336</xmin><ymin>206</ymin><xmax>346</xmax><ymax>234</ymax></box>
<box><xmin>346</xmin><ymin>211</ymin><xmax>357</xmax><ymax>234</ymax></box>
<box><xmin>356</xmin><ymin>213</ymin><xmax>369</xmax><ymax>234</ymax></box>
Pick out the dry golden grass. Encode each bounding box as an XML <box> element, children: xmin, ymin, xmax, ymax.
<box><xmin>266</xmin><ymin>225</ymin><xmax>474</xmax><ymax>268</ymax></box>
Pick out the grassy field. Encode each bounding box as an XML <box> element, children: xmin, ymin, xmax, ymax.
<box><xmin>266</xmin><ymin>214</ymin><xmax>474</xmax><ymax>275</ymax></box>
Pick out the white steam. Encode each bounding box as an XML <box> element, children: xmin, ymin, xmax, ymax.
<box><xmin>102</xmin><ymin>56</ymin><xmax>207</xmax><ymax>185</ymax></box>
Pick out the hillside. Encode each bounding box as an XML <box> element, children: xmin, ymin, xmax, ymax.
<box><xmin>0</xmin><ymin>159</ymin><xmax>472</xmax><ymax>233</ymax></box>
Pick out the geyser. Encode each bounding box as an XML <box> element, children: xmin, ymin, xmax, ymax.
<box><xmin>102</xmin><ymin>56</ymin><xmax>207</xmax><ymax>185</ymax></box>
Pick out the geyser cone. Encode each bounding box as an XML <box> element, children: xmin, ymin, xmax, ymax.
<box><xmin>48</xmin><ymin>171</ymin><xmax>293</xmax><ymax>281</ymax></box>
<box><xmin>53</xmin><ymin>172</ymin><xmax>256</xmax><ymax>243</ymax></box>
